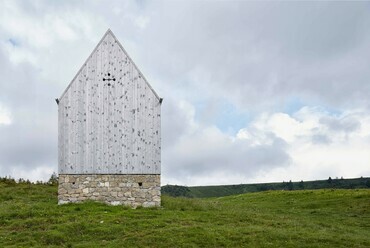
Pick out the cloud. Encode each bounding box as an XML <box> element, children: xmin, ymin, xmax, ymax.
<box><xmin>162</xmin><ymin>100</ymin><xmax>292</xmax><ymax>185</ymax></box>
<box><xmin>319</xmin><ymin>115</ymin><xmax>361</xmax><ymax>134</ymax></box>
<box><xmin>0</xmin><ymin>103</ymin><xmax>12</xmax><ymax>125</ymax></box>
<box><xmin>131</xmin><ymin>1</ymin><xmax>370</xmax><ymax>111</ymax></box>
<box><xmin>0</xmin><ymin>48</ymin><xmax>57</xmax><ymax>177</ymax></box>
<box><xmin>161</xmin><ymin>105</ymin><xmax>370</xmax><ymax>185</ymax></box>
<box><xmin>240</xmin><ymin>107</ymin><xmax>370</xmax><ymax>183</ymax></box>
<box><xmin>0</xmin><ymin>1</ymin><xmax>370</xmax><ymax>185</ymax></box>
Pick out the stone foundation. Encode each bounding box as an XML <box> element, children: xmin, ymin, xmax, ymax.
<box><xmin>58</xmin><ymin>174</ymin><xmax>160</xmax><ymax>207</ymax></box>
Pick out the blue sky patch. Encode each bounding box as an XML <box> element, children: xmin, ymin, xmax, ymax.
<box><xmin>283</xmin><ymin>97</ymin><xmax>305</xmax><ymax>115</ymax></box>
<box><xmin>194</xmin><ymin>100</ymin><xmax>251</xmax><ymax>135</ymax></box>
<box><xmin>8</xmin><ymin>38</ymin><xmax>19</xmax><ymax>47</ymax></box>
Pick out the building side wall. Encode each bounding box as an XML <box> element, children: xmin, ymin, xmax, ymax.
<box><xmin>58</xmin><ymin>174</ymin><xmax>160</xmax><ymax>207</ymax></box>
<box><xmin>58</xmin><ymin>32</ymin><xmax>161</xmax><ymax>175</ymax></box>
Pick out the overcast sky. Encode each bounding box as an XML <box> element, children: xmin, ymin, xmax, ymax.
<box><xmin>0</xmin><ymin>0</ymin><xmax>369</xmax><ymax>185</ymax></box>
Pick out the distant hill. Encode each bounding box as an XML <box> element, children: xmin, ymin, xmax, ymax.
<box><xmin>162</xmin><ymin>177</ymin><xmax>370</xmax><ymax>198</ymax></box>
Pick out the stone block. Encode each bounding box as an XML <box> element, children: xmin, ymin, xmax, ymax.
<box><xmin>142</xmin><ymin>202</ymin><xmax>156</xmax><ymax>208</ymax></box>
<box><xmin>110</xmin><ymin>201</ymin><xmax>121</xmax><ymax>206</ymax></box>
<box><xmin>58</xmin><ymin>174</ymin><xmax>161</xmax><ymax>207</ymax></box>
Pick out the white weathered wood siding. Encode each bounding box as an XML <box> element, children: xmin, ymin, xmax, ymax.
<box><xmin>58</xmin><ymin>30</ymin><xmax>161</xmax><ymax>175</ymax></box>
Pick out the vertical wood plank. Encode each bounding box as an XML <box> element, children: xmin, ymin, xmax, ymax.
<box><xmin>59</xmin><ymin>31</ymin><xmax>161</xmax><ymax>175</ymax></box>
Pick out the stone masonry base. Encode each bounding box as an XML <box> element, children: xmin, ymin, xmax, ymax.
<box><xmin>58</xmin><ymin>174</ymin><xmax>160</xmax><ymax>207</ymax></box>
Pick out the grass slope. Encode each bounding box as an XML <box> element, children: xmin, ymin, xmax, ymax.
<box><xmin>162</xmin><ymin>177</ymin><xmax>370</xmax><ymax>198</ymax></box>
<box><xmin>0</xmin><ymin>182</ymin><xmax>369</xmax><ymax>247</ymax></box>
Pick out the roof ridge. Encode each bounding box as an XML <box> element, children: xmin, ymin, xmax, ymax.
<box><xmin>108</xmin><ymin>30</ymin><xmax>160</xmax><ymax>101</ymax></box>
<box><xmin>58</xmin><ymin>29</ymin><xmax>161</xmax><ymax>102</ymax></box>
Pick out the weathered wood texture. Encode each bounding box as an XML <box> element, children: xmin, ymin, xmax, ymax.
<box><xmin>58</xmin><ymin>30</ymin><xmax>161</xmax><ymax>175</ymax></box>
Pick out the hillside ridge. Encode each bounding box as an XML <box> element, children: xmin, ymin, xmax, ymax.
<box><xmin>162</xmin><ymin>176</ymin><xmax>370</xmax><ymax>198</ymax></box>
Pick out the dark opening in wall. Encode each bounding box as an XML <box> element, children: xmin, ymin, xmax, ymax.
<box><xmin>72</xmin><ymin>182</ymin><xmax>75</xmax><ymax>185</ymax></box>
<box><xmin>138</xmin><ymin>182</ymin><xmax>143</xmax><ymax>187</ymax></box>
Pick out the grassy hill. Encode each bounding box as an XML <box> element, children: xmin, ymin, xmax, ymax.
<box><xmin>162</xmin><ymin>177</ymin><xmax>370</xmax><ymax>198</ymax></box>
<box><xmin>0</xmin><ymin>182</ymin><xmax>369</xmax><ymax>247</ymax></box>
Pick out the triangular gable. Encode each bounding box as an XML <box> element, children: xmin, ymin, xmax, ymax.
<box><xmin>58</xmin><ymin>29</ymin><xmax>160</xmax><ymax>102</ymax></box>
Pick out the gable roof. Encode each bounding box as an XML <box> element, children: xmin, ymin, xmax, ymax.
<box><xmin>58</xmin><ymin>29</ymin><xmax>161</xmax><ymax>102</ymax></box>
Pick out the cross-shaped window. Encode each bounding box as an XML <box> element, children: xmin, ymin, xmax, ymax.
<box><xmin>103</xmin><ymin>73</ymin><xmax>116</xmax><ymax>86</ymax></box>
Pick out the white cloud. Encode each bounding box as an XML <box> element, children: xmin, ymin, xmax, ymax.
<box><xmin>0</xmin><ymin>103</ymin><xmax>12</xmax><ymax>125</ymax></box>
<box><xmin>135</xmin><ymin>15</ymin><xmax>150</xmax><ymax>30</ymax></box>
<box><xmin>242</xmin><ymin>107</ymin><xmax>370</xmax><ymax>183</ymax></box>
<box><xmin>162</xmin><ymin>100</ymin><xmax>291</xmax><ymax>186</ymax></box>
<box><xmin>2</xmin><ymin>165</ymin><xmax>55</xmax><ymax>182</ymax></box>
<box><xmin>162</xmin><ymin>104</ymin><xmax>370</xmax><ymax>185</ymax></box>
<box><xmin>1</xmin><ymin>1</ymin><xmax>370</xmax><ymax>185</ymax></box>
<box><xmin>2</xmin><ymin>39</ymin><xmax>38</xmax><ymax>65</ymax></box>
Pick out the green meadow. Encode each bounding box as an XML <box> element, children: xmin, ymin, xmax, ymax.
<box><xmin>0</xmin><ymin>182</ymin><xmax>369</xmax><ymax>247</ymax></box>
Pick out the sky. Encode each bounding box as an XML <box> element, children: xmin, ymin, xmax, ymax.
<box><xmin>0</xmin><ymin>0</ymin><xmax>370</xmax><ymax>185</ymax></box>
